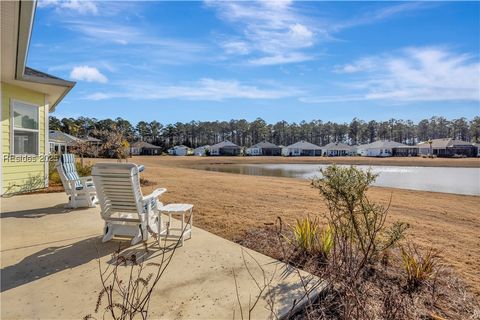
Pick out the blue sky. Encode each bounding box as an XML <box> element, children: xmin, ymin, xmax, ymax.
<box><xmin>30</xmin><ymin>0</ymin><xmax>480</xmax><ymax>124</ymax></box>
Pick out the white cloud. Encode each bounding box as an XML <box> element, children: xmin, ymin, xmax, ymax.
<box><xmin>304</xmin><ymin>47</ymin><xmax>480</xmax><ymax>103</ymax></box>
<box><xmin>70</xmin><ymin>66</ymin><xmax>108</xmax><ymax>83</ymax></box>
<box><xmin>86</xmin><ymin>78</ymin><xmax>301</xmax><ymax>101</ymax></box>
<box><xmin>249</xmin><ymin>53</ymin><xmax>314</xmax><ymax>66</ymax></box>
<box><xmin>37</xmin><ymin>0</ymin><xmax>98</xmax><ymax>15</ymax></box>
<box><xmin>65</xmin><ymin>21</ymin><xmax>207</xmax><ymax>60</ymax></box>
<box><xmin>330</xmin><ymin>2</ymin><xmax>434</xmax><ymax>32</ymax></box>
<box><xmin>206</xmin><ymin>0</ymin><xmax>316</xmax><ymax>65</ymax></box>
<box><xmin>221</xmin><ymin>41</ymin><xmax>251</xmax><ymax>55</ymax></box>
<box><xmin>333</xmin><ymin>57</ymin><xmax>377</xmax><ymax>73</ymax></box>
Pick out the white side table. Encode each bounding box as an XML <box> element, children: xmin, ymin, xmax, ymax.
<box><xmin>159</xmin><ymin>203</ymin><xmax>193</xmax><ymax>246</ymax></box>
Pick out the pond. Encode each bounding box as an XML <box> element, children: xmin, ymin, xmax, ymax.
<box><xmin>200</xmin><ymin>164</ymin><xmax>480</xmax><ymax>196</ymax></box>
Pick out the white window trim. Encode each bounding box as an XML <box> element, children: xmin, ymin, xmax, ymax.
<box><xmin>10</xmin><ymin>99</ymin><xmax>41</xmax><ymax>156</ymax></box>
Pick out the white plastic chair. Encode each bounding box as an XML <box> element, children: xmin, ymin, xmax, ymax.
<box><xmin>56</xmin><ymin>154</ymin><xmax>98</xmax><ymax>208</ymax></box>
<box><xmin>92</xmin><ymin>163</ymin><xmax>166</xmax><ymax>245</ymax></box>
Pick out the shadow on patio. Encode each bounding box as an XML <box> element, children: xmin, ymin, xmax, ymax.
<box><xmin>0</xmin><ymin>203</ymin><xmax>86</xmax><ymax>219</ymax></box>
<box><xmin>1</xmin><ymin>236</ymin><xmax>118</xmax><ymax>292</ymax></box>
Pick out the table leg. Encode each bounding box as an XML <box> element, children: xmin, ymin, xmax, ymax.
<box><xmin>190</xmin><ymin>208</ymin><xmax>193</xmax><ymax>239</ymax></box>
<box><xmin>181</xmin><ymin>212</ymin><xmax>185</xmax><ymax>246</ymax></box>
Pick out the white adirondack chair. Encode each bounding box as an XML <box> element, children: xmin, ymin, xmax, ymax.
<box><xmin>56</xmin><ymin>154</ymin><xmax>98</xmax><ymax>208</ymax></box>
<box><xmin>92</xmin><ymin>163</ymin><xmax>166</xmax><ymax>245</ymax></box>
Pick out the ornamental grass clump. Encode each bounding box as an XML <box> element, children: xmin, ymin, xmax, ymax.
<box><xmin>318</xmin><ymin>224</ymin><xmax>334</xmax><ymax>259</ymax></box>
<box><xmin>291</xmin><ymin>216</ymin><xmax>334</xmax><ymax>261</ymax></box>
<box><xmin>401</xmin><ymin>243</ymin><xmax>440</xmax><ymax>291</ymax></box>
<box><xmin>292</xmin><ymin>216</ymin><xmax>319</xmax><ymax>254</ymax></box>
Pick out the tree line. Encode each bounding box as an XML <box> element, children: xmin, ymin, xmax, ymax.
<box><xmin>50</xmin><ymin>116</ymin><xmax>480</xmax><ymax>149</ymax></box>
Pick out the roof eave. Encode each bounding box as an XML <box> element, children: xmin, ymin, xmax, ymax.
<box><xmin>15</xmin><ymin>0</ymin><xmax>75</xmax><ymax>112</ymax></box>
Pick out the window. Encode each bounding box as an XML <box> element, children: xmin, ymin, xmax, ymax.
<box><xmin>11</xmin><ymin>100</ymin><xmax>39</xmax><ymax>155</ymax></box>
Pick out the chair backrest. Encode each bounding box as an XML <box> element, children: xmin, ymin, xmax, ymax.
<box><xmin>56</xmin><ymin>153</ymin><xmax>82</xmax><ymax>191</ymax></box>
<box><xmin>92</xmin><ymin>163</ymin><xmax>144</xmax><ymax>221</ymax></box>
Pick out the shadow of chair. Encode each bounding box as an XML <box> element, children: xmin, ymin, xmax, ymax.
<box><xmin>0</xmin><ymin>236</ymin><xmax>119</xmax><ymax>292</ymax></box>
<box><xmin>0</xmin><ymin>204</ymin><xmax>89</xmax><ymax>219</ymax></box>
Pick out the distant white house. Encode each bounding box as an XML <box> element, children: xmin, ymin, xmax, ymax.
<box><xmin>130</xmin><ymin>141</ymin><xmax>162</xmax><ymax>155</ymax></box>
<box><xmin>193</xmin><ymin>145</ymin><xmax>210</xmax><ymax>156</ymax></box>
<box><xmin>168</xmin><ymin>145</ymin><xmax>190</xmax><ymax>156</ymax></box>
<box><xmin>281</xmin><ymin>141</ymin><xmax>322</xmax><ymax>156</ymax></box>
<box><xmin>357</xmin><ymin>140</ymin><xmax>406</xmax><ymax>157</ymax></box>
<box><xmin>322</xmin><ymin>142</ymin><xmax>353</xmax><ymax>156</ymax></box>
<box><xmin>209</xmin><ymin>140</ymin><xmax>241</xmax><ymax>156</ymax></box>
<box><xmin>246</xmin><ymin>141</ymin><xmax>281</xmax><ymax>156</ymax></box>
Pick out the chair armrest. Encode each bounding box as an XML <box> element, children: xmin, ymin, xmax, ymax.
<box><xmin>142</xmin><ymin>188</ymin><xmax>167</xmax><ymax>203</ymax></box>
<box><xmin>80</xmin><ymin>176</ymin><xmax>93</xmax><ymax>183</ymax></box>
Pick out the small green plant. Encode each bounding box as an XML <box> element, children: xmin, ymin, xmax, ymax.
<box><xmin>76</xmin><ymin>161</ymin><xmax>93</xmax><ymax>176</ymax></box>
<box><xmin>292</xmin><ymin>216</ymin><xmax>319</xmax><ymax>254</ymax></box>
<box><xmin>48</xmin><ymin>161</ymin><xmax>62</xmax><ymax>185</ymax></box>
<box><xmin>289</xmin><ymin>216</ymin><xmax>334</xmax><ymax>259</ymax></box>
<box><xmin>318</xmin><ymin>224</ymin><xmax>334</xmax><ymax>258</ymax></box>
<box><xmin>401</xmin><ymin>243</ymin><xmax>440</xmax><ymax>290</ymax></box>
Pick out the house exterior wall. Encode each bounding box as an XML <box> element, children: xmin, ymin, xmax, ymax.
<box><xmin>220</xmin><ymin>146</ymin><xmax>240</xmax><ymax>156</ymax></box>
<box><xmin>194</xmin><ymin>147</ymin><xmax>208</xmax><ymax>156</ymax></box>
<box><xmin>282</xmin><ymin>148</ymin><xmax>320</xmax><ymax>156</ymax></box>
<box><xmin>261</xmin><ymin>147</ymin><xmax>281</xmax><ymax>156</ymax></box>
<box><xmin>246</xmin><ymin>147</ymin><xmax>261</xmax><ymax>156</ymax></box>
<box><xmin>169</xmin><ymin>147</ymin><xmax>188</xmax><ymax>156</ymax></box>
<box><xmin>143</xmin><ymin>148</ymin><xmax>161</xmax><ymax>155</ymax></box>
<box><xmin>358</xmin><ymin>148</ymin><xmax>393</xmax><ymax>157</ymax></box>
<box><xmin>130</xmin><ymin>147</ymin><xmax>141</xmax><ymax>155</ymax></box>
<box><xmin>210</xmin><ymin>147</ymin><xmax>220</xmax><ymax>156</ymax></box>
<box><xmin>282</xmin><ymin>147</ymin><xmax>300</xmax><ymax>156</ymax></box>
<box><xmin>324</xmin><ymin>149</ymin><xmax>349</xmax><ymax>156</ymax></box>
<box><xmin>1</xmin><ymin>82</ymin><xmax>48</xmax><ymax>195</ymax></box>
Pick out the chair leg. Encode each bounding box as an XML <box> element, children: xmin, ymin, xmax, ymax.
<box><xmin>102</xmin><ymin>224</ymin><xmax>114</xmax><ymax>243</ymax></box>
<box><xmin>65</xmin><ymin>196</ymin><xmax>75</xmax><ymax>209</ymax></box>
<box><xmin>131</xmin><ymin>226</ymin><xmax>144</xmax><ymax>245</ymax></box>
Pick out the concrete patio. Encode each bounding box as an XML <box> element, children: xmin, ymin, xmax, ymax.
<box><xmin>1</xmin><ymin>192</ymin><xmax>322</xmax><ymax>319</ymax></box>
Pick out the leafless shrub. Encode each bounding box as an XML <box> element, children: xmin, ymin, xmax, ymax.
<box><xmin>232</xmin><ymin>249</ymin><xmax>277</xmax><ymax>320</ymax></box>
<box><xmin>92</xmin><ymin>127</ymin><xmax>129</xmax><ymax>160</ymax></box>
<box><xmin>87</xmin><ymin>216</ymin><xmax>190</xmax><ymax>320</ymax></box>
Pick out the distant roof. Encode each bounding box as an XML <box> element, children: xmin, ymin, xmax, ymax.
<box><xmin>49</xmin><ymin>130</ymin><xmax>82</xmax><ymax>146</ymax></box>
<box><xmin>194</xmin><ymin>145</ymin><xmax>210</xmax><ymax>149</ymax></box>
<box><xmin>131</xmin><ymin>141</ymin><xmax>162</xmax><ymax>149</ymax></box>
<box><xmin>24</xmin><ymin>67</ymin><xmax>74</xmax><ymax>86</ymax></box>
<box><xmin>285</xmin><ymin>140</ymin><xmax>321</xmax><ymax>150</ymax></box>
<box><xmin>250</xmin><ymin>141</ymin><xmax>280</xmax><ymax>149</ymax></box>
<box><xmin>417</xmin><ymin>138</ymin><xmax>474</xmax><ymax>149</ymax></box>
<box><xmin>358</xmin><ymin>140</ymin><xmax>406</xmax><ymax>149</ymax></box>
<box><xmin>210</xmin><ymin>140</ymin><xmax>240</xmax><ymax>148</ymax></box>
<box><xmin>322</xmin><ymin>142</ymin><xmax>351</xmax><ymax>150</ymax></box>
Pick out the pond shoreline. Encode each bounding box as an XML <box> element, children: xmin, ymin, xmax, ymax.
<box><xmin>193</xmin><ymin>163</ymin><xmax>480</xmax><ymax>196</ymax></box>
<box><xmin>155</xmin><ymin>155</ymin><xmax>480</xmax><ymax>169</ymax></box>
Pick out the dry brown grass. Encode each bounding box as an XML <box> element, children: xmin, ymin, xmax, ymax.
<box><xmin>87</xmin><ymin>156</ymin><xmax>480</xmax><ymax>296</ymax></box>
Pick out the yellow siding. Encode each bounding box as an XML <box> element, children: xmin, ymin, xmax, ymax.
<box><xmin>1</xmin><ymin>82</ymin><xmax>47</xmax><ymax>194</ymax></box>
